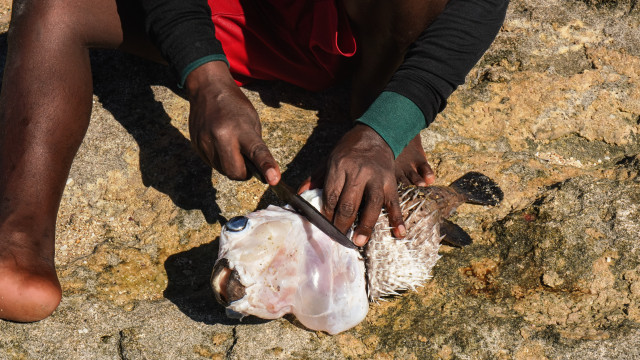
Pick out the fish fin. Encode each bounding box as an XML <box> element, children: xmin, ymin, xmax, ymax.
<box><xmin>450</xmin><ymin>172</ymin><xmax>504</xmax><ymax>206</ymax></box>
<box><xmin>440</xmin><ymin>220</ymin><xmax>472</xmax><ymax>248</ymax></box>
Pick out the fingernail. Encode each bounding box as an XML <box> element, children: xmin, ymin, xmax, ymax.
<box><xmin>396</xmin><ymin>224</ymin><xmax>407</xmax><ymax>238</ymax></box>
<box><xmin>417</xmin><ymin>180</ymin><xmax>427</xmax><ymax>187</ymax></box>
<box><xmin>354</xmin><ymin>234</ymin><xmax>368</xmax><ymax>247</ymax></box>
<box><xmin>265</xmin><ymin>168</ymin><xmax>279</xmax><ymax>185</ymax></box>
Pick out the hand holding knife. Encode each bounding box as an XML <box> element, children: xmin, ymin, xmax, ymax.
<box><xmin>244</xmin><ymin>159</ymin><xmax>356</xmax><ymax>249</ymax></box>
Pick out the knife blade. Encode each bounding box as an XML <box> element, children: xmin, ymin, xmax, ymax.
<box><xmin>269</xmin><ymin>180</ymin><xmax>356</xmax><ymax>250</ymax></box>
<box><xmin>245</xmin><ymin>159</ymin><xmax>356</xmax><ymax>250</ymax></box>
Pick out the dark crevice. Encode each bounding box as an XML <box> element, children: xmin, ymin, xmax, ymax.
<box><xmin>583</xmin><ymin>45</ymin><xmax>597</xmax><ymax>70</ymax></box>
<box><xmin>117</xmin><ymin>330</ymin><xmax>126</xmax><ymax>360</ymax></box>
<box><xmin>226</xmin><ymin>326</ymin><xmax>239</xmax><ymax>359</ymax></box>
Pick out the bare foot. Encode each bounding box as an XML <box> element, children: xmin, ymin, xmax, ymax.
<box><xmin>0</xmin><ymin>233</ymin><xmax>61</xmax><ymax>322</ymax></box>
<box><xmin>395</xmin><ymin>134</ymin><xmax>435</xmax><ymax>187</ymax></box>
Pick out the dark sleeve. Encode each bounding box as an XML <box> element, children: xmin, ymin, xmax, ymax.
<box><xmin>139</xmin><ymin>0</ymin><xmax>228</xmax><ymax>86</ymax></box>
<box><xmin>357</xmin><ymin>0</ymin><xmax>508</xmax><ymax>157</ymax></box>
<box><xmin>386</xmin><ymin>0</ymin><xmax>509</xmax><ymax>126</ymax></box>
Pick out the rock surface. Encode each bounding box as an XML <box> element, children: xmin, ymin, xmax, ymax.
<box><xmin>1</xmin><ymin>0</ymin><xmax>640</xmax><ymax>359</ymax></box>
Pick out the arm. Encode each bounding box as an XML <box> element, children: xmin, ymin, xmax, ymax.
<box><xmin>319</xmin><ymin>0</ymin><xmax>509</xmax><ymax>246</ymax></box>
<box><xmin>139</xmin><ymin>0</ymin><xmax>228</xmax><ymax>86</ymax></box>
<box><xmin>357</xmin><ymin>0</ymin><xmax>510</xmax><ymax>157</ymax></box>
<box><xmin>138</xmin><ymin>0</ymin><xmax>281</xmax><ymax>184</ymax></box>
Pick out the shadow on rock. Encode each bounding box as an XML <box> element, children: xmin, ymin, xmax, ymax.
<box><xmin>0</xmin><ymin>32</ymin><xmax>222</xmax><ymax>223</ymax></box>
<box><xmin>163</xmin><ymin>239</ymin><xmax>269</xmax><ymax>326</ymax></box>
<box><xmin>90</xmin><ymin>49</ymin><xmax>224</xmax><ymax>224</ymax></box>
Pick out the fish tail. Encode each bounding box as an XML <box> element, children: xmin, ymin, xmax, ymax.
<box><xmin>450</xmin><ymin>172</ymin><xmax>503</xmax><ymax>206</ymax></box>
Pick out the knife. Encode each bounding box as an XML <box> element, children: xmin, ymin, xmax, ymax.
<box><xmin>245</xmin><ymin>160</ymin><xmax>356</xmax><ymax>250</ymax></box>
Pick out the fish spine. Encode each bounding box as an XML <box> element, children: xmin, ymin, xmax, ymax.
<box><xmin>365</xmin><ymin>184</ymin><xmax>464</xmax><ymax>301</ymax></box>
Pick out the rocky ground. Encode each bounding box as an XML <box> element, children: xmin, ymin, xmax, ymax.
<box><xmin>1</xmin><ymin>0</ymin><xmax>640</xmax><ymax>359</ymax></box>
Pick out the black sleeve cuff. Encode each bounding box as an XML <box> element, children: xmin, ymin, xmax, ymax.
<box><xmin>139</xmin><ymin>0</ymin><xmax>226</xmax><ymax>82</ymax></box>
<box><xmin>386</xmin><ymin>0</ymin><xmax>509</xmax><ymax>127</ymax></box>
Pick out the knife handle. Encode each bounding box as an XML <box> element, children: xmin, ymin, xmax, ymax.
<box><xmin>244</xmin><ymin>156</ymin><xmax>297</xmax><ymax>199</ymax></box>
<box><xmin>243</xmin><ymin>156</ymin><xmax>300</xmax><ymax>201</ymax></box>
<box><xmin>243</xmin><ymin>156</ymin><xmax>267</xmax><ymax>184</ymax></box>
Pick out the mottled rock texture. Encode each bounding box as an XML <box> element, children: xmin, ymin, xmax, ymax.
<box><xmin>1</xmin><ymin>0</ymin><xmax>639</xmax><ymax>359</ymax></box>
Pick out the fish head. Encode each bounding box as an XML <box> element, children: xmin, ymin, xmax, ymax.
<box><xmin>211</xmin><ymin>190</ymin><xmax>369</xmax><ymax>334</ymax></box>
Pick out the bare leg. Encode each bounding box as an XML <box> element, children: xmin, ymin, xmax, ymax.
<box><xmin>0</xmin><ymin>0</ymin><xmax>155</xmax><ymax>322</ymax></box>
<box><xmin>343</xmin><ymin>0</ymin><xmax>448</xmax><ymax>185</ymax></box>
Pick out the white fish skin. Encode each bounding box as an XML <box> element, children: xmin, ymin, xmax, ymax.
<box><xmin>213</xmin><ymin>191</ymin><xmax>368</xmax><ymax>335</ymax></box>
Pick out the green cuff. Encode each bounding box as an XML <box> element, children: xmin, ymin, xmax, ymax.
<box><xmin>178</xmin><ymin>54</ymin><xmax>230</xmax><ymax>88</ymax></box>
<box><xmin>355</xmin><ymin>91</ymin><xmax>426</xmax><ymax>158</ymax></box>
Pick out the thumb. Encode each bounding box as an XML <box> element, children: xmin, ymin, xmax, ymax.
<box><xmin>245</xmin><ymin>142</ymin><xmax>280</xmax><ymax>186</ymax></box>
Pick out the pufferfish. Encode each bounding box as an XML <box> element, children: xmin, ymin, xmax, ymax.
<box><xmin>211</xmin><ymin>172</ymin><xmax>503</xmax><ymax>334</ymax></box>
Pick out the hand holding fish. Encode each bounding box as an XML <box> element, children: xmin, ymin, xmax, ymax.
<box><xmin>394</xmin><ymin>135</ymin><xmax>436</xmax><ymax>187</ymax></box>
<box><xmin>185</xmin><ymin>61</ymin><xmax>281</xmax><ymax>186</ymax></box>
<box><xmin>305</xmin><ymin>124</ymin><xmax>406</xmax><ymax>247</ymax></box>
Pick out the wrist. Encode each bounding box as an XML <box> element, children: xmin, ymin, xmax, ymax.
<box><xmin>352</xmin><ymin>123</ymin><xmax>394</xmax><ymax>160</ymax></box>
<box><xmin>355</xmin><ymin>91</ymin><xmax>425</xmax><ymax>158</ymax></box>
<box><xmin>184</xmin><ymin>61</ymin><xmax>236</xmax><ymax>99</ymax></box>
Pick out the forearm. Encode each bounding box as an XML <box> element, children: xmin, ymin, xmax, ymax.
<box><xmin>358</xmin><ymin>0</ymin><xmax>509</xmax><ymax>157</ymax></box>
<box><xmin>138</xmin><ymin>0</ymin><xmax>228</xmax><ymax>86</ymax></box>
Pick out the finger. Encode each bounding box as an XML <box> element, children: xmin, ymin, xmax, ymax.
<box><xmin>188</xmin><ymin>116</ymin><xmax>217</xmax><ymax>169</ymax></box>
<box><xmin>246</xmin><ymin>141</ymin><xmax>280</xmax><ymax>185</ymax></box>
<box><xmin>210</xmin><ymin>153</ymin><xmax>223</xmax><ymax>173</ymax></box>
<box><xmin>199</xmin><ymin>141</ymin><xmax>226</xmax><ymax>174</ymax></box>
<box><xmin>190</xmin><ymin>134</ymin><xmax>213</xmax><ymax>167</ymax></box>
<box><xmin>331</xmin><ymin>176</ymin><xmax>365</xmax><ymax>234</ymax></box>
<box><xmin>298</xmin><ymin>165</ymin><xmax>326</xmax><ymax>194</ymax></box>
<box><xmin>298</xmin><ymin>177</ymin><xmax>312</xmax><ymax>194</ymax></box>
<box><xmin>396</xmin><ymin>172</ymin><xmax>411</xmax><ymax>187</ymax></box>
<box><xmin>217</xmin><ymin>140</ymin><xmax>247</xmax><ymax>180</ymax></box>
<box><xmin>353</xmin><ymin>185</ymin><xmax>384</xmax><ymax>246</ymax></box>
<box><xmin>407</xmin><ymin>167</ymin><xmax>428</xmax><ymax>187</ymax></box>
<box><xmin>321</xmin><ymin>165</ymin><xmax>346</xmax><ymax>225</ymax></box>
<box><xmin>384</xmin><ymin>186</ymin><xmax>406</xmax><ymax>238</ymax></box>
<box><xmin>417</xmin><ymin>162</ymin><xmax>436</xmax><ymax>185</ymax></box>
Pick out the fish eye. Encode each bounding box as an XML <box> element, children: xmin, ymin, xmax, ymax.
<box><xmin>225</xmin><ymin>216</ymin><xmax>249</xmax><ymax>232</ymax></box>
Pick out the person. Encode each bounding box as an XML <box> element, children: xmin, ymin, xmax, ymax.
<box><xmin>0</xmin><ymin>0</ymin><xmax>508</xmax><ymax>322</ymax></box>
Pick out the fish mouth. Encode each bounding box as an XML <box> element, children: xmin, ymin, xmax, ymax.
<box><xmin>211</xmin><ymin>258</ymin><xmax>246</xmax><ymax>307</ymax></box>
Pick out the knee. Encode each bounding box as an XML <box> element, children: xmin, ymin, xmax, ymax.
<box><xmin>8</xmin><ymin>0</ymin><xmax>87</xmax><ymax>45</ymax></box>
